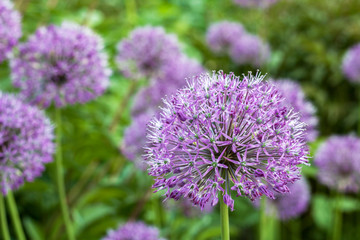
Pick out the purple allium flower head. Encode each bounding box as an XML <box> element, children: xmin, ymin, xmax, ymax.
<box><xmin>0</xmin><ymin>0</ymin><xmax>22</xmax><ymax>63</ymax></box>
<box><xmin>233</xmin><ymin>0</ymin><xmax>278</xmax><ymax>8</ymax></box>
<box><xmin>206</xmin><ymin>21</ymin><xmax>245</xmax><ymax>55</ymax></box>
<box><xmin>10</xmin><ymin>22</ymin><xmax>111</xmax><ymax>108</ymax></box>
<box><xmin>102</xmin><ymin>221</ymin><xmax>165</xmax><ymax>240</ymax></box>
<box><xmin>259</xmin><ymin>178</ymin><xmax>310</xmax><ymax>220</ymax></box>
<box><xmin>272</xmin><ymin>79</ymin><xmax>318</xmax><ymax>142</ymax></box>
<box><xmin>144</xmin><ymin>71</ymin><xmax>309</xmax><ymax>211</ymax></box>
<box><xmin>342</xmin><ymin>43</ymin><xmax>360</xmax><ymax>83</ymax></box>
<box><xmin>230</xmin><ymin>33</ymin><xmax>270</xmax><ymax>67</ymax></box>
<box><xmin>315</xmin><ymin>135</ymin><xmax>360</xmax><ymax>193</ymax></box>
<box><xmin>116</xmin><ymin>26</ymin><xmax>182</xmax><ymax>80</ymax></box>
<box><xmin>121</xmin><ymin>113</ymin><xmax>152</xmax><ymax>170</ymax></box>
<box><xmin>0</xmin><ymin>92</ymin><xmax>55</xmax><ymax>195</ymax></box>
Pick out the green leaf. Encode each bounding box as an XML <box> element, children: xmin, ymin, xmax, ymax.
<box><xmin>23</xmin><ymin>218</ymin><xmax>45</xmax><ymax>240</ymax></box>
<box><xmin>312</xmin><ymin>194</ymin><xmax>333</xmax><ymax>232</ymax></box>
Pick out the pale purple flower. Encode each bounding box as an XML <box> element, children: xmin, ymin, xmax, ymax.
<box><xmin>11</xmin><ymin>22</ymin><xmax>111</xmax><ymax>108</ymax></box>
<box><xmin>116</xmin><ymin>26</ymin><xmax>182</xmax><ymax>80</ymax></box>
<box><xmin>0</xmin><ymin>0</ymin><xmax>22</xmax><ymax>63</ymax></box>
<box><xmin>342</xmin><ymin>43</ymin><xmax>360</xmax><ymax>83</ymax></box>
<box><xmin>233</xmin><ymin>0</ymin><xmax>278</xmax><ymax>8</ymax></box>
<box><xmin>230</xmin><ymin>33</ymin><xmax>270</xmax><ymax>67</ymax></box>
<box><xmin>206</xmin><ymin>21</ymin><xmax>245</xmax><ymax>54</ymax></box>
<box><xmin>259</xmin><ymin>178</ymin><xmax>310</xmax><ymax>220</ymax></box>
<box><xmin>272</xmin><ymin>79</ymin><xmax>318</xmax><ymax>142</ymax></box>
<box><xmin>102</xmin><ymin>221</ymin><xmax>165</xmax><ymax>240</ymax></box>
<box><xmin>0</xmin><ymin>92</ymin><xmax>55</xmax><ymax>195</ymax></box>
<box><xmin>145</xmin><ymin>71</ymin><xmax>309</xmax><ymax>211</ymax></box>
<box><xmin>315</xmin><ymin>135</ymin><xmax>360</xmax><ymax>193</ymax></box>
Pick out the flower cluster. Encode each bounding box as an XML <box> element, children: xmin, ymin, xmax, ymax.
<box><xmin>123</xmin><ymin>57</ymin><xmax>205</xmax><ymax>169</ymax></box>
<box><xmin>206</xmin><ymin>21</ymin><xmax>270</xmax><ymax>67</ymax></box>
<box><xmin>315</xmin><ymin>135</ymin><xmax>360</xmax><ymax>193</ymax></box>
<box><xmin>342</xmin><ymin>43</ymin><xmax>360</xmax><ymax>83</ymax></box>
<box><xmin>0</xmin><ymin>92</ymin><xmax>55</xmax><ymax>195</ymax></box>
<box><xmin>102</xmin><ymin>221</ymin><xmax>165</xmax><ymax>240</ymax></box>
<box><xmin>0</xmin><ymin>0</ymin><xmax>22</xmax><ymax>63</ymax></box>
<box><xmin>272</xmin><ymin>79</ymin><xmax>318</xmax><ymax>142</ymax></box>
<box><xmin>11</xmin><ymin>22</ymin><xmax>111</xmax><ymax>108</ymax></box>
<box><xmin>116</xmin><ymin>26</ymin><xmax>182</xmax><ymax>80</ymax></box>
<box><xmin>233</xmin><ymin>0</ymin><xmax>278</xmax><ymax>8</ymax></box>
<box><xmin>144</xmin><ymin>71</ymin><xmax>309</xmax><ymax>211</ymax></box>
<box><xmin>261</xmin><ymin>178</ymin><xmax>310</xmax><ymax>220</ymax></box>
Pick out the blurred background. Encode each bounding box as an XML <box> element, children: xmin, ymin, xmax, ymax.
<box><xmin>1</xmin><ymin>0</ymin><xmax>360</xmax><ymax>239</ymax></box>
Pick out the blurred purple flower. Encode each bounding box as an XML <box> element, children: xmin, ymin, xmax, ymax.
<box><xmin>116</xmin><ymin>26</ymin><xmax>182</xmax><ymax>80</ymax></box>
<box><xmin>272</xmin><ymin>79</ymin><xmax>318</xmax><ymax>142</ymax></box>
<box><xmin>258</xmin><ymin>178</ymin><xmax>310</xmax><ymax>220</ymax></box>
<box><xmin>229</xmin><ymin>33</ymin><xmax>270</xmax><ymax>67</ymax></box>
<box><xmin>0</xmin><ymin>0</ymin><xmax>22</xmax><ymax>63</ymax></box>
<box><xmin>342</xmin><ymin>43</ymin><xmax>360</xmax><ymax>83</ymax></box>
<box><xmin>233</xmin><ymin>0</ymin><xmax>278</xmax><ymax>8</ymax></box>
<box><xmin>0</xmin><ymin>92</ymin><xmax>55</xmax><ymax>195</ymax></box>
<box><xmin>11</xmin><ymin>22</ymin><xmax>111</xmax><ymax>108</ymax></box>
<box><xmin>102</xmin><ymin>221</ymin><xmax>165</xmax><ymax>240</ymax></box>
<box><xmin>206</xmin><ymin>21</ymin><xmax>245</xmax><ymax>55</ymax></box>
<box><xmin>144</xmin><ymin>71</ymin><xmax>309</xmax><ymax>211</ymax></box>
<box><xmin>315</xmin><ymin>135</ymin><xmax>360</xmax><ymax>193</ymax></box>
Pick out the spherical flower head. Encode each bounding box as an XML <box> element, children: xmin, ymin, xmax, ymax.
<box><xmin>314</xmin><ymin>135</ymin><xmax>360</xmax><ymax>193</ymax></box>
<box><xmin>272</xmin><ymin>79</ymin><xmax>318</xmax><ymax>142</ymax></box>
<box><xmin>342</xmin><ymin>43</ymin><xmax>360</xmax><ymax>83</ymax></box>
<box><xmin>260</xmin><ymin>178</ymin><xmax>310</xmax><ymax>220</ymax></box>
<box><xmin>102</xmin><ymin>221</ymin><xmax>165</xmax><ymax>240</ymax></box>
<box><xmin>230</xmin><ymin>33</ymin><xmax>270</xmax><ymax>67</ymax></box>
<box><xmin>206</xmin><ymin>21</ymin><xmax>245</xmax><ymax>55</ymax></box>
<box><xmin>11</xmin><ymin>22</ymin><xmax>111</xmax><ymax>108</ymax></box>
<box><xmin>233</xmin><ymin>0</ymin><xmax>278</xmax><ymax>8</ymax></box>
<box><xmin>121</xmin><ymin>113</ymin><xmax>152</xmax><ymax>170</ymax></box>
<box><xmin>0</xmin><ymin>0</ymin><xmax>22</xmax><ymax>63</ymax></box>
<box><xmin>131</xmin><ymin>57</ymin><xmax>205</xmax><ymax>117</ymax></box>
<box><xmin>116</xmin><ymin>26</ymin><xmax>182</xmax><ymax>80</ymax></box>
<box><xmin>144</xmin><ymin>71</ymin><xmax>309</xmax><ymax>211</ymax></box>
<box><xmin>0</xmin><ymin>92</ymin><xmax>55</xmax><ymax>195</ymax></box>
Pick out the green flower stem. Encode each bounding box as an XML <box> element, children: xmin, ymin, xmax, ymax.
<box><xmin>55</xmin><ymin>108</ymin><xmax>75</xmax><ymax>240</ymax></box>
<box><xmin>220</xmin><ymin>192</ymin><xmax>230</xmax><ymax>240</ymax></box>
<box><xmin>0</xmin><ymin>194</ymin><xmax>10</xmax><ymax>240</ymax></box>
<box><xmin>332</xmin><ymin>193</ymin><xmax>342</xmax><ymax>240</ymax></box>
<box><xmin>259</xmin><ymin>197</ymin><xmax>267</xmax><ymax>240</ymax></box>
<box><xmin>6</xmin><ymin>191</ymin><xmax>26</xmax><ymax>240</ymax></box>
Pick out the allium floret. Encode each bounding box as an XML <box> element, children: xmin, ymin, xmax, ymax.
<box><xmin>102</xmin><ymin>221</ymin><xmax>165</xmax><ymax>240</ymax></box>
<box><xmin>145</xmin><ymin>71</ymin><xmax>309</xmax><ymax>211</ymax></box>
<box><xmin>0</xmin><ymin>0</ymin><xmax>22</xmax><ymax>63</ymax></box>
<box><xmin>0</xmin><ymin>92</ymin><xmax>55</xmax><ymax>195</ymax></box>
<box><xmin>342</xmin><ymin>43</ymin><xmax>360</xmax><ymax>83</ymax></box>
<box><xmin>206</xmin><ymin>21</ymin><xmax>245</xmax><ymax>54</ymax></box>
<box><xmin>272</xmin><ymin>79</ymin><xmax>318</xmax><ymax>142</ymax></box>
<box><xmin>11</xmin><ymin>22</ymin><xmax>111</xmax><ymax>108</ymax></box>
<box><xmin>315</xmin><ymin>135</ymin><xmax>360</xmax><ymax>193</ymax></box>
<box><xmin>116</xmin><ymin>26</ymin><xmax>182</xmax><ymax>80</ymax></box>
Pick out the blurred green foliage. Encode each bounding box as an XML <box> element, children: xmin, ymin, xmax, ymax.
<box><xmin>1</xmin><ymin>0</ymin><xmax>360</xmax><ymax>239</ymax></box>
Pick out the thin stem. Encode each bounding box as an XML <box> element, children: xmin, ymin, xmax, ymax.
<box><xmin>0</xmin><ymin>194</ymin><xmax>11</xmax><ymax>240</ymax></box>
<box><xmin>259</xmin><ymin>197</ymin><xmax>267</xmax><ymax>240</ymax></box>
<box><xmin>108</xmin><ymin>81</ymin><xmax>138</xmax><ymax>133</ymax></box>
<box><xmin>6</xmin><ymin>191</ymin><xmax>26</xmax><ymax>240</ymax></box>
<box><xmin>55</xmin><ymin>108</ymin><xmax>75</xmax><ymax>240</ymax></box>
<box><xmin>332</xmin><ymin>193</ymin><xmax>342</xmax><ymax>240</ymax></box>
<box><xmin>220</xmin><ymin>192</ymin><xmax>230</xmax><ymax>240</ymax></box>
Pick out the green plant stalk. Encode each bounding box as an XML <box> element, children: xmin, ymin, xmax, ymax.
<box><xmin>6</xmin><ymin>191</ymin><xmax>26</xmax><ymax>240</ymax></box>
<box><xmin>259</xmin><ymin>197</ymin><xmax>267</xmax><ymax>240</ymax></box>
<box><xmin>55</xmin><ymin>108</ymin><xmax>75</xmax><ymax>240</ymax></box>
<box><xmin>332</xmin><ymin>194</ymin><xmax>342</xmax><ymax>240</ymax></box>
<box><xmin>220</xmin><ymin>192</ymin><xmax>230</xmax><ymax>240</ymax></box>
<box><xmin>0</xmin><ymin>194</ymin><xmax>11</xmax><ymax>240</ymax></box>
